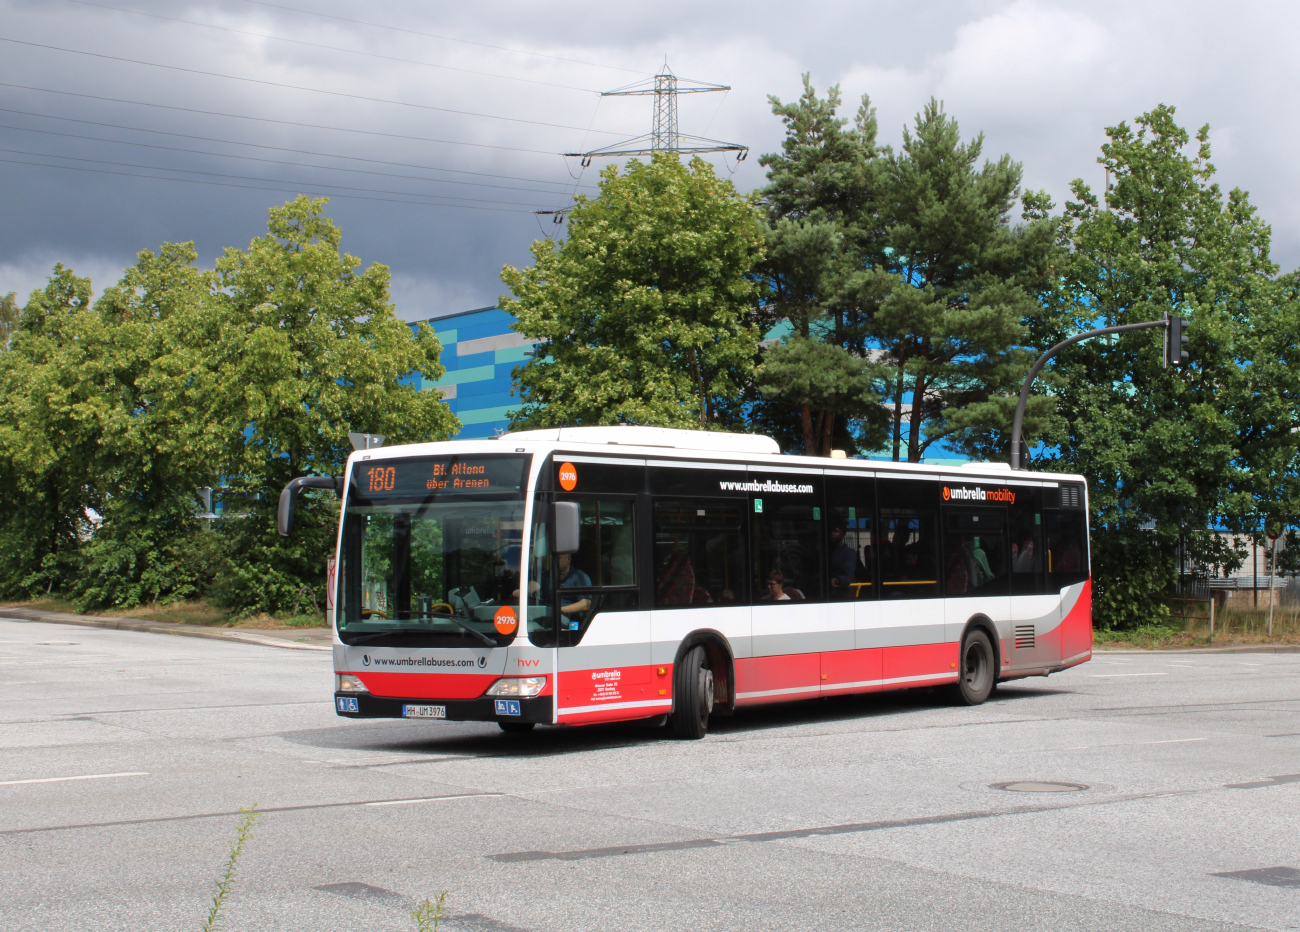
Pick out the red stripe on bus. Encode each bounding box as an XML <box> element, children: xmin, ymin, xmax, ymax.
<box><xmin>556</xmin><ymin>665</ymin><xmax>662</xmax><ymax>711</ymax></box>
<box><xmin>352</xmin><ymin>671</ymin><xmax>501</xmax><ymax>700</ymax></box>
<box><xmin>1060</xmin><ymin>578</ymin><xmax>1093</xmax><ymax>664</ymax></box>
<box><xmin>882</xmin><ymin>641</ymin><xmax>959</xmax><ymax>682</ymax></box>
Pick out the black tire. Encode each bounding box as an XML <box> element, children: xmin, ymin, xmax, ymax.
<box><xmin>670</xmin><ymin>645</ymin><xmax>714</xmax><ymax>739</ymax></box>
<box><xmin>954</xmin><ymin>629</ymin><xmax>995</xmax><ymax>705</ymax></box>
<box><xmin>498</xmin><ymin>721</ymin><xmax>535</xmax><ymax>733</ymax></box>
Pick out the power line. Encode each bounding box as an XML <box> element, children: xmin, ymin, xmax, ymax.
<box><xmin>0</xmin><ymin>82</ymin><xmax>566</xmax><ymax>156</ymax></box>
<box><xmin>0</xmin><ymin>155</ymin><xmax>536</xmax><ymax>213</ymax></box>
<box><xmin>0</xmin><ymin>121</ymin><xmax>596</xmax><ymax>197</ymax></box>
<box><xmin>234</xmin><ymin>0</ymin><xmax>649</xmax><ymax>76</ymax></box>
<box><xmin>0</xmin><ymin>146</ymin><xmax>557</xmax><ymax>209</ymax></box>
<box><xmin>0</xmin><ymin>105</ymin><xmax>598</xmax><ymax>190</ymax></box>
<box><xmin>0</xmin><ymin>36</ymin><xmax>637</xmax><ymax>136</ymax></box>
<box><xmin>65</xmin><ymin>0</ymin><xmax>602</xmax><ymax>94</ymax></box>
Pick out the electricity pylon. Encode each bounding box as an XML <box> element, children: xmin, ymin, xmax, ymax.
<box><xmin>565</xmin><ymin>64</ymin><xmax>747</xmax><ymax>165</ymax></box>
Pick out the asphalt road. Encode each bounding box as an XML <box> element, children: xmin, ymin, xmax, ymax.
<box><xmin>1</xmin><ymin>619</ymin><xmax>1298</xmax><ymax>932</ymax></box>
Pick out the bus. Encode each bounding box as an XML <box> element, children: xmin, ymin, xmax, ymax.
<box><xmin>277</xmin><ymin>426</ymin><xmax>1092</xmax><ymax>739</ymax></box>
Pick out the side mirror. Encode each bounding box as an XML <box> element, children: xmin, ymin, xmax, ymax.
<box><xmin>278</xmin><ymin>476</ymin><xmax>344</xmax><ymax>537</ymax></box>
<box><xmin>554</xmin><ymin>501</ymin><xmax>581</xmax><ymax>554</ymax></box>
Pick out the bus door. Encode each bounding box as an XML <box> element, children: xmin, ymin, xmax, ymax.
<box><xmin>825</xmin><ymin>473</ymin><xmax>881</xmax><ymax>694</ymax></box>
<box><xmin>747</xmin><ymin>469</ymin><xmax>832</xmax><ymax>701</ymax></box>
<box><xmin>544</xmin><ymin>457</ymin><xmax>653</xmax><ymax>725</ymax></box>
<box><xmin>877</xmin><ymin>479</ymin><xmax>946</xmax><ymax>683</ymax></box>
<box><xmin>649</xmin><ymin>462</ymin><xmax>751</xmax><ymax>704</ymax></box>
<box><xmin>941</xmin><ymin>506</ymin><xmax>1011</xmax><ymax>654</ymax></box>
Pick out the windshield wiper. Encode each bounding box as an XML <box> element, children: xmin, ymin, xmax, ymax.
<box><xmin>343</xmin><ymin>628</ymin><xmax>437</xmax><ymax>646</ymax></box>
<box><xmin>430</xmin><ymin>611</ymin><xmax>499</xmax><ymax>648</ymax></box>
<box><xmin>342</xmin><ymin>615</ymin><xmax>499</xmax><ymax>649</ymax></box>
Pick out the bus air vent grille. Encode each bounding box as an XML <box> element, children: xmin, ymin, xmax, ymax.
<box><xmin>1014</xmin><ymin>625</ymin><xmax>1036</xmax><ymax>650</ymax></box>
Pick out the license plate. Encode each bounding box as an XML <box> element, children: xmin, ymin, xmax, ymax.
<box><xmin>494</xmin><ymin>699</ymin><xmax>521</xmax><ymax>716</ymax></box>
<box><xmin>336</xmin><ymin>696</ymin><xmax>359</xmax><ymax>713</ymax></box>
<box><xmin>403</xmin><ymin>704</ymin><xmax>446</xmax><ymax>719</ymax></box>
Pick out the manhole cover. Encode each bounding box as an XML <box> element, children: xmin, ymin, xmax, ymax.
<box><xmin>991</xmin><ymin>781</ymin><xmax>1089</xmax><ymax>793</ymax></box>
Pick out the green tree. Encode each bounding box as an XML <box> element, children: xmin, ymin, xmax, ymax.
<box><xmin>1037</xmin><ymin>105</ymin><xmax>1294</xmax><ymax>626</ymax></box>
<box><xmin>503</xmin><ymin>154</ymin><xmax>765</xmax><ymax>430</ymax></box>
<box><xmin>69</xmin><ymin>243</ymin><xmax>225</xmax><ymax>609</ymax></box>
<box><xmin>0</xmin><ymin>267</ymin><xmax>102</xmax><ymax>595</ymax></box>
<box><xmin>0</xmin><ymin>291</ymin><xmax>17</xmax><ymax>348</ymax></box>
<box><xmin>755</xmin><ymin>77</ymin><xmax>889</xmax><ymax>455</ymax></box>
<box><xmin>755</xmin><ymin>82</ymin><xmax>1058</xmax><ymax>460</ymax></box>
<box><xmin>870</xmin><ymin>101</ymin><xmax>1060</xmax><ymax>462</ymax></box>
<box><xmin>206</xmin><ymin>197</ymin><xmax>458</xmax><ymax>614</ymax></box>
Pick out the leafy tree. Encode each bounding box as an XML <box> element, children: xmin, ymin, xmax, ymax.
<box><xmin>869</xmin><ymin>101</ymin><xmax>1060</xmax><ymax>462</ymax></box>
<box><xmin>503</xmin><ymin>155</ymin><xmax>765</xmax><ymax>430</ymax></box>
<box><xmin>1037</xmin><ymin>105</ymin><xmax>1295</xmax><ymax>626</ymax></box>
<box><xmin>754</xmin><ymin>77</ymin><xmax>889</xmax><ymax>454</ymax></box>
<box><xmin>754</xmin><ymin>336</ymin><xmax>881</xmax><ymax>455</ymax></box>
<box><xmin>0</xmin><ymin>267</ymin><xmax>103</xmax><ymax>596</ymax></box>
<box><xmin>754</xmin><ymin>82</ymin><xmax>1058</xmax><ymax>460</ymax></box>
<box><xmin>69</xmin><ymin>243</ymin><xmax>224</xmax><ymax>609</ymax></box>
<box><xmin>0</xmin><ymin>198</ymin><xmax>458</xmax><ymax>614</ymax></box>
<box><xmin>0</xmin><ymin>292</ymin><xmax>17</xmax><ymax>348</ymax></box>
<box><xmin>205</xmin><ymin>197</ymin><xmax>458</xmax><ymax>614</ymax></box>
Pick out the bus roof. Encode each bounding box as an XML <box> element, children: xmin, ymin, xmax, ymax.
<box><xmin>348</xmin><ymin>426</ymin><xmax>1081</xmax><ymax>487</ymax></box>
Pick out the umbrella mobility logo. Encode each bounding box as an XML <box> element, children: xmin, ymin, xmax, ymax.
<box><xmin>942</xmin><ymin>486</ymin><xmax>1016</xmax><ymax>504</ymax></box>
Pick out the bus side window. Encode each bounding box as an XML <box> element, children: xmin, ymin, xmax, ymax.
<box><xmin>753</xmin><ymin>495</ymin><xmax>825</xmax><ymax>603</ymax></box>
<box><xmin>1044</xmin><ymin>509</ymin><xmax>1089</xmax><ymax>591</ymax></box>
<box><xmin>877</xmin><ymin>478</ymin><xmax>940</xmax><ymax>600</ymax></box>
<box><xmin>1008</xmin><ymin>487</ymin><xmax>1043</xmax><ymax>595</ymax></box>
<box><xmin>653</xmin><ymin>499</ymin><xmax>747</xmax><ymax>608</ymax></box>
<box><xmin>942</xmin><ymin>509</ymin><xmax>1008</xmax><ymax>597</ymax></box>
<box><xmin>825</xmin><ymin>475</ymin><xmax>875</xmax><ymax>601</ymax></box>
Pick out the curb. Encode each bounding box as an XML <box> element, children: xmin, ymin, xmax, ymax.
<box><xmin>1094</xmin><ymin>644</ymin><xmax>1300</xmax><ymax>654</ymax></box>
<box><xmin>0</xmin><ymin>607</ymin><xmax>332</xmax><ymax>652</ymax></box>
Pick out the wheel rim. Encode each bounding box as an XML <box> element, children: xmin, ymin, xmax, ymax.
<box><xmin>698</xmin><ymin>665</ymin><xmax>714</xmax><ymax>726</ymax></box>
<box><xmin>964</xmin><ymin>640</ymin><xmax>989</xmax><ymax>692</ymax></box>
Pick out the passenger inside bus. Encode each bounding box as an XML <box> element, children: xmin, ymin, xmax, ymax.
<box><xmin>762</xmin><ymin>569</ymin><xmax>804</xmax><ymax>601</ymax></box>
<box><xmin>827</xmin><ymin>524</ymin><xmax>862</xmax><ymax>599</ymax></box>
<box><xmin>655</xmin><ymin>552</ymin><xmax>713</xmax><ymax>605</ymax></box>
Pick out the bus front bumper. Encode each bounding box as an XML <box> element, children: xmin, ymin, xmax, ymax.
<box><xmin>334</xmin><ymin>692</ymin><xmax>553</xmax><ymax>723</ymax></box>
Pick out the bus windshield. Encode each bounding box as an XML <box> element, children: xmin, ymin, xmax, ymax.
<box><xmin>337</xmin><ymin>454</ymin><xmax>530</xmax><ymax>647</ymax></box>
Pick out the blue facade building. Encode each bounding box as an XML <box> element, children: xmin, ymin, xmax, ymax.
<box><xmin>411</xmin><ymin>306</ymin><xmax>539</xmax><ymax>439</ymax></box>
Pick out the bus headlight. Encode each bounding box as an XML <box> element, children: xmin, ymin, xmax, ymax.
<box><xmin>485</xmin><ymin>677</ymin><xmax>546</xmax><ymax>698</ymax></box>
<box><xmin>336</xmin><ymin>674</ymin><xmax>369</xmax><ymax>693</ymax></box>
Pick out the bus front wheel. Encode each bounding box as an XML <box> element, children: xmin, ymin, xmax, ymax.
<box><xmin>670</xmin><ymin>645</ymin><xmax>714</xmax><ymax>739</ymax></box>
<box><xmin>954</xmin><ymin>629</ymin><xmax>995</xmax><ymax>705</ymax></box>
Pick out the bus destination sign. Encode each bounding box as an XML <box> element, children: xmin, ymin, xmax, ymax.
<box><xmin>355</xmin><ymin>455</ymin><xmax>527</xmax><ymax>498</ymax></box>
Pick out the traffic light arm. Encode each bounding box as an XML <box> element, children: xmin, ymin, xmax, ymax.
<box><xmin>1009</xmin><ymin>318</ymin><xmax>1170</xmax><ymax>471</ymax></box>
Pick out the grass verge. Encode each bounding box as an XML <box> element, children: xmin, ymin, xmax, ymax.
<box><xmin>1096</xmin><ymin>603</ymin><xmax>1300</xmax><ymax>649</ymax></box>
<box><xmin>0</xmin><ymin>597</ymin><xmax>328</xmax><ymax>629</ymax></box>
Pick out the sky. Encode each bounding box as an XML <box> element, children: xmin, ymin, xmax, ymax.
<box><xmin>2</xmin><ymin>0</ymin><xmax>1298</xmax><ymax>320</ymax></box>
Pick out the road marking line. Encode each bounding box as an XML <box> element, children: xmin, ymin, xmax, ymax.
<box><xmin>365</xmin><ymin>793</ymin><xmax>502</xmax><ymax>807</ymax></box>
<box><xmin>1056</xmin><ymin>737</ymin><xmax>1209</xmax><ymax>751</ymax></box>
<box><xmin>1088</xmin><ymin>672</ymin><xmax>1169</xmax><ymax>678</ymax></box>
<box><xmin>0</xmin><ymin>771</ymin><xmax>148</xmax><ymax>787</ymax></box>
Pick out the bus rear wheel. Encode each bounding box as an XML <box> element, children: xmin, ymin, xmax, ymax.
<box><xmin>670</xmin><ymin>645</ymin><xmax>714</xmax><ymax>739</ymax></box>
<box><xmin>498</xmin><ymin>721</ymin><xmax>535</xmax><ymax>733</ymax></box>
<box><xmin>954</xmin><ymin>629</ymin><xmax>995</xmax><ymax>705</ymax></box>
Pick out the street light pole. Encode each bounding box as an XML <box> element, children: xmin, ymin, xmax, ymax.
<box><xmin>1010</xmin><ymin>319</ymin><xmax>1171</xmax><ymax>470</ymax></box>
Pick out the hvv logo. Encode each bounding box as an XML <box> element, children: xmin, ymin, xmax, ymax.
<box><xmin>516</xmin><ymin>658</ymin><xmax>540</xmax><ymax>668</ymax></box>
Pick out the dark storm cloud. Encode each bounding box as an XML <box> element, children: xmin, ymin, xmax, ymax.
<box><xmin>2</xmin><ymin>0</ymin><xmax>1299</xmax><ymax>318</ymax></box>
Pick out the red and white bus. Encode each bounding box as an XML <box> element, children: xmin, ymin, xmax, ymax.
<box><xmin>278</xmin><ymin>426</ymin><xmax>1092</xmax><ymax>738</ymax></box>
